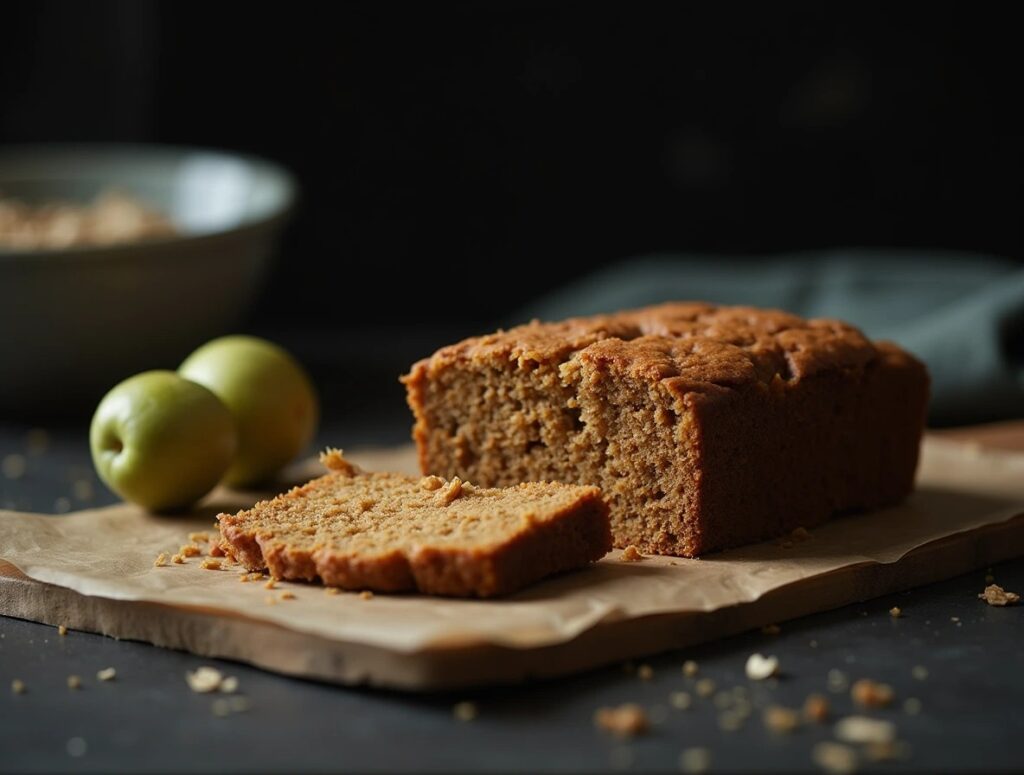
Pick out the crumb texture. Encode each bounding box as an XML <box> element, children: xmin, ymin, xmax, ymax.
<box><xmin>218</xmin><ymin>456</ymin><xmax>611</xmax><ymax>598</ymax></box>
<box><xmin>404</xmin><ymin>302</ymin><xmax>929</xmax><ymax>556</ymax></box>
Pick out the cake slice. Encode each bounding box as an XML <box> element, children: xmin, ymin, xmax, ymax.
<box><xmin>217</xmin><ymin>450</ymin><xmax>611</xmax><ymax>597</ymax></box>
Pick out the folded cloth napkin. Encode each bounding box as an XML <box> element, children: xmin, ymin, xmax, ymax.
<box><xmin>519</xmin><ymin>250</ymin><xmax>1024</xmax><ymax>426</ymax></box>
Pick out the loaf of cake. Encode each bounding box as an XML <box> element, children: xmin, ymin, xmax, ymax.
<box><xmin>403</xmin><ymin>303</ymin><xmax>929</xmax><ymax>557</ymax></box>
<box><xmin>217</xmin><ymin>451</ymin><xmax>611</xmax><ymax>597</ymax></box>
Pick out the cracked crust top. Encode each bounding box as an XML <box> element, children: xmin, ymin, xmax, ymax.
<box><xmin>403</xmin><ymin>302</ymin><xmax>900</xmax><ymax>391</ymax></box>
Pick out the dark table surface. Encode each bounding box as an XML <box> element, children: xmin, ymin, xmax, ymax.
<box><xmin>2</xmin><ymin>416</ymin><xmax>1023</xmax><ymax>774</ymax></box>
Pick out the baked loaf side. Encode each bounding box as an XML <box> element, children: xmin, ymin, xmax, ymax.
<box><xmin>217</xmin><ymin>451</ymin><xmax>612</xmax><ymax>597</ymax></box>
<box><xmin>403</xmin><ymin>303</ymin><xmax>929</xmax><ymax>556</ymax></box>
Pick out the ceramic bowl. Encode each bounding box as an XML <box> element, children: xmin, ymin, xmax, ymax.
<box><xmin>0</xmin><ymin>145</ymin><xmax>296</xmax><ymax>417</ymax></box>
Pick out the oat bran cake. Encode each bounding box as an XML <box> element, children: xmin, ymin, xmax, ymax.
<box><xmin>403</xmin><ymin>302</ymin><xmax>929</xmax><ymax>556</ymax></box>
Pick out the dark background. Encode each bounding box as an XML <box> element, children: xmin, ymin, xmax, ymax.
<box><xmin>3</xmin><ymin>8</ymin><xmax>1024</xmax><ymax>770</ymax></box>
<box><xmin>2</xmin><ymin>1</ymin><xmax>1019</xmax><ymax>327</ymax></box>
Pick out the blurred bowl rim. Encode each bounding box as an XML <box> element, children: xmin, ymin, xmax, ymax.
<box><xmin>0</xmin><ymin>142</ymin><xmax>298</xmax><ymax>262</ymax></box>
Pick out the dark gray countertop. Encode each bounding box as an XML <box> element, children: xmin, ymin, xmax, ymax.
<box><xmin>2</xmin><ymin>421</ymin><xmax>1023</xmax><ymax>774</ymax></box>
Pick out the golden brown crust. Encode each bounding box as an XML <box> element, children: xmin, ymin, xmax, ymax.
<box><xmin>403</xmin><ymin>302</ymin><xmax>930</xmax><ymax>557</ymax></box>
<box><xmin>217</xmin><ymin>466</ymin><xmax>611</xmax><ymax>598</ymax></box>
<box><xmin>404</xmin><ymin>302</ymin><xmax>878</xmax><ymax>389</ymax></box>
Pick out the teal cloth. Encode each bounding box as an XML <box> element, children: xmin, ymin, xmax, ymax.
<box><xmin>520</xmin><ymin>250</ymin><xmax>1024</xmax><ymax>426</ymax></box>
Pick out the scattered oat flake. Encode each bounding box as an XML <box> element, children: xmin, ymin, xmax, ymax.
<box><xmin>58</xmin><ymin>625</ymin><xmax>67</xmax><ymax>637</ymax></box>
<box><xmin>154</xmin><ymin>553</ymin><xmax>168</xmax><ymax>567</ymax></box>
<box><xmin>11</xmin><ymin>679</ymin><xmax>26</xmax><ymax>694</ymax></box>
<box><xmin>850</xmin><ymin>678</ymin><xmax>894</xmax><ymax>708</ymax></box>
<box><xmin>911</xmin><ymin>665</ymin><xmax>928</xmax><ymax>681</ymax></box>
<box><xmin>324</xmin><ymin>587</ymin><xmax>341</xmax><ymax>595</ymax></box>
<box><xmin>594</xmin><ymin>703</ymin><xmax>649</xmax><ymax>738</ymax></box>
<box><xmin>979</xmin><ymin>584</ymin><xmax>1020</xmax><ymax>606</ymax></box>
<box><xmin>621</xmin><ymin>544</ymin><xmax>643</xmax><ymax>562</ymax></box>
<box><xmin>189</xmin><ymin>532</ymin><xmax>210</xmax><ymax>543</ymax></box>
<box><xmin>637</xmin><ymin>664</ymin><xmax>653</xmax><ymax>681</ymax></box>
<box><xmin>2</xmin><ymin>453</ymin><xmax>27</xmax><ymax>479</ymax></box>
<box><xmin>171</xmin><ymin>554</ymin><xmax>184</xmax><ymax>564</ymax></box>
<box><xmin>264</xmin><ymin>579</ymin><xmax>277</xmax><ymax>590</ymax></box>
<box><xmin>280</xmin><ymin>591</ymin><xmax>296</xmax><ymax>601</ymax></box>
<box><xmin>745</xmin><ymin>653</ymin><xmax>779</xmax><ymax>680</ymax></box>
<box><xmin>761</xmin><ymin>623</ymin><xmax>781</xmax><ymax>635</ymax></box>
<box><xmin>834</xmin><ymin>715</ymin><xmax>896</xmax><ymax>745</ymax></box>
<box><xmin>812</xmin><ymin>741</ymin><xmax>858</xmax><ymax>775</ymax></box>
<box><xmin>359</xmin><ymin>590</ymin><xmax>374</xmax><ymax>600</ymax></box>
<box><xmin>186</xmin><ymin>666</ymin><xmax>223</xmax><ymax>693</ymax></box>
<box><xmin>889</xmin><ymin>606</ymin><xmax>902</xmax><ymax>618</ymax></box>
<box><xmin>180</xmin><ymin>544</ymin><xmax>201</xmax><ymax>558</ymax></box>
<box><xmin>219</xmin><ymin>676</ymin><xmax>239</xmax><ymax>694</ymax></box>
<box><xmin>453</xmin><ymin>701</ymin><xmax>478</xmax><ymax>721</ymax></box>
<box><xmin>804</xmin><ymin>693</ymin><xmax>830</xmax><ymax>723</ymax></box>
<box><xmin>763</xmin><ymin>705</ymin><xmax>800</xmax><ymax>734</ymax></box>
<box><xmin>679</xmin><ymin>747</ymin><xmax>712</xmax><ymax>774</ymax></box>
<box><xmin>265</xmin><ymin>596</ymin><xmax>277</xmax><ymax>605</ymax></box>
<box><xmin>96</xmin><ymin>667</ymin><xmax>116</xmax><ymax>682</ymax></box>
<box><xmin>682</xmin><ymin>659</ymin><xmax>699</xmax><ymax>678</ymax></box>
<box><xmin>669</xmin><ymin>691</ymin><xmax>692</xmax><ymax>710</ymax></box>
<box><xmin>67</xmin><ymin>675</ymin><xmax>82</xmax><ymax>690</ymax></box>
<box><xmin>695</xmin><ymin>678</ymin><xmax>716</xmax><ymax>698</ymax></box>
<box><xmin>200</xmin><ymin>559</ymin><xmax>222</xmax><ymax>571</ymax></box>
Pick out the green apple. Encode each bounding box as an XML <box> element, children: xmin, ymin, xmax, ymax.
<box><xmin>178</xmin><ymin>336</ymin><xmax>319</xmax><ymax>488</ymax></box>
<box><xmin>90</xmin><ymin>371</ymin><xmax>237</xmax><ymax>513</ymax></box>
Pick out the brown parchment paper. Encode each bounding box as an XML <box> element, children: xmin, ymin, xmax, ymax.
<box><xmin>1</xmin><ymin>438</ymin><xmax>1023</xmax><ymax>656</ymax></box>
